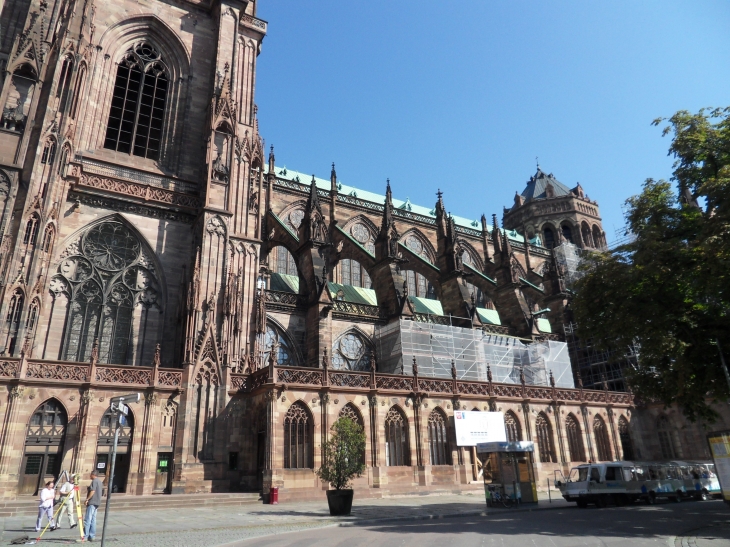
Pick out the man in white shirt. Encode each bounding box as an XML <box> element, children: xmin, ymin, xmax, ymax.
<box><xmin>35</xmin><ymin>480</ymin><xmax>56</xmax><ymax>532</ymax></box>
<box><xmin>56</xmin><ymin>477</ymin><xmax>77</xmax><ymax>529</ymax></box>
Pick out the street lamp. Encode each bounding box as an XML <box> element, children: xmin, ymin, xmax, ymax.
<box><xmin>100</xmin><ymin>393</ymin><xmax>140</xmax><ymax>547</ymax></box>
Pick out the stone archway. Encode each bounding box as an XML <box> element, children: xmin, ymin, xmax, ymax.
<box><xmin>95</xmin><ymin>407</ymin><xmax>135</xmax><ymax>493</ymax></box>
<box><xmin>19</xmin><ymin>399</ymin><xmax>67</xmax><ymax>495</ymax></box>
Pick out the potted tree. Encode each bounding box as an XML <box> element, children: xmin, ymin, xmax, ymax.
<box><xmin>317</xmin><ymin>416</ymin><xmax>366</xmax><ymax>516</ymax></box>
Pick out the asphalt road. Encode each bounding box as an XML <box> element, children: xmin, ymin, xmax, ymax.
<box><xmin>229</xmin><ymin>500</ymin><xmax>730</xmax><ymax>547</ymax></box>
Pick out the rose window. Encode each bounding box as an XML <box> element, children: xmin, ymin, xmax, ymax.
<box><xmin>331</xmin><ymin>332</ymin><xmax>371</xmax><ymax>371</ymax></box>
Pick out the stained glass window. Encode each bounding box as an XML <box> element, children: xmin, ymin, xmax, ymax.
<box><xmin>56</xmin><ymin>221</ymin><xmax>159</xmax><ymax>364</ymax></box>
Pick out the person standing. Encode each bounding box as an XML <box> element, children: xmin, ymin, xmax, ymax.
<box><xmin>83</xmin><ymin>471</ymin><xmax>104</xmax><ymax>541</ymax></box>
<box><xmin>35</xmin><ymin>480</ymin><xmax>56</xmax><ymax>532</ymax></box>
<box><xmin>56</xmin><ymin>476</ymin><xmax>77</xmax><ymax>529</ymax></box>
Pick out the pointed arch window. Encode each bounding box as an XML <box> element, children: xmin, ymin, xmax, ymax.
<box><xmin>331</xmin><ymin>331</ymin><xmax>371</xmax><ymax>371</ymax></box>
<box><xmin>41</xmin><ymin>141</ymin><xmax>56</xmax><ymax>165</ymax></box>
<box><xmin>262</xmin><ymin>322</ymin><xmax>298</xmax><ymax>366</ymax></box>
<box><xmin>593</xmin><ymin>415</ymin><xmax>612</xmax><ymax>461</ymax></box>
<box><xmin>504</xmin><ymin>411</ymin><xmax>522</xmax><ymax>442</ymax></box>
<box><xmin>272</xmin><ymin>245</ymin><xmax>297</xmax><ymax>277</ymax></box>
<box><xmin>27</xmin><ymin>399</ymin><xmax>67</xmax><ymax>442</ymax></box>
<box><xmin>618</xmin><ymin>416</ymin><xmax>634</xmax><ymax>460</ymax></box>
<box><xmin>535</xmin><ymin>412</ymin><xmax>556</xmax><ymax>463</ymax></box>
<box><xmin>403</xmin><ymin>234</ymin><xmax>436</xmax><ymax>299</ymax></box>
<box><xmin>542</xmin><ymin>226</ymin><xmax>556</xmax><ymax>249</ymax></box>
<box><xmin>565</xmin><ymin>414</ymin><xmax>586</xmax><ymax>462</ymax></box>
<box><xmin>339</xmin><ymin>403</ymin><xmax>365</xmax><ymax>465</ymax></box>
<box><xmin>385</xmin><ymin>406</ymin><xmax>410</xmax><ymax>466</ymax></box>
<box><xmin>24</xmin><ymin>214</ymin><xmax>40</xmax><ymax>246</ymax></box>
<box><xmin>5</xmin><ymin>289</ymin><xmax>24</xmax><ymax>355</ymax></box>
<box><xmin>57</xmin><ymin>221</ymin><xmax>160</xmax><ymax>364</ymax></box>
<box><xmin>428</xmin><ymin>409</ymin><xmax>450</xmax><ymax>465</ymax></box>
<box><xmin>104</xmin><ymin>42</ymin><xmax>169</xmax><ymax>160</ymax></box>
<box><xmin>284</xmin><ymin>402</ymin><xmax>312</xmax><ymax>469</ymax></box>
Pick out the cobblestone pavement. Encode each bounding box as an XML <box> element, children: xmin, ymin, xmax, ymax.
<box><xmin>231</xmin><ymin>501</ymin><xmax>730</xmax><ymax>547</ymax></box>
<box><xmin>0</xmin><ymin>491</ymin><xmax>572</xmax><ymax>546</ymax></box>
<box><xmin>12</xmin><ymin>494</ymin><xmax>704</xmax><ymax>547</ymax></box>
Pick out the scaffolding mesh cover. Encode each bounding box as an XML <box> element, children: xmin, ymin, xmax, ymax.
<box><xmin>553</xmin><ymin>242</ymin><xmax>584</xmax><ymax>290</ymax></box>
<box><xmin>375</xmin><ymin>319</ymin><xmax>574</xmax><ymax>388</ymax></box>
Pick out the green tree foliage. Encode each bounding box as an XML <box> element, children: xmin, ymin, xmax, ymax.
<box><xmin>316</xmin><ymin>416</ymin><xmax>366</xmax><ymax>490</ymax></box>
<box><xmin>573</xmin><ymin>107</ymin><xmax>730</xmax><ymax>421</ymax></box>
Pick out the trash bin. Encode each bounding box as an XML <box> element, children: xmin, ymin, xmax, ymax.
<box><xmin>270</xmin><ymin>487</ymin><xmax>279</xmax><ymax>505</ymax></box>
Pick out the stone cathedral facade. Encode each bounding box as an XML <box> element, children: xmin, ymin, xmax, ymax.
<box><xmin>0</xmin><ymin>0</ymin><xmax>714</xmax><ymax>501</ymax></box>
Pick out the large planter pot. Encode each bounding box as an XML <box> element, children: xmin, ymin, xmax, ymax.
<box><xmin>326</xmin><ymin>489</ymin><xmax>354</xmax><ymax>516</ymax></box>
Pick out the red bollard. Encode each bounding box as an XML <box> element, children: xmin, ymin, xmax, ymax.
<box><xmin>270</xmin><ymin>487</ymin><xmax>279</xmax><ymax>504</ymax></box>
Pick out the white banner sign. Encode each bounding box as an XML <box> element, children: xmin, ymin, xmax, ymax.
<box><xmin>453</xmin><ymin>411</ymin><xmax>506</xmax><ymax>447</ymax></box>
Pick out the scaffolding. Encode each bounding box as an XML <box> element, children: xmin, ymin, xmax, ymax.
<box><xmin>563</xmin><ymin>322</ymin><xmax>639</xmax><ymax>391</ymax></box>
<box><xmin>553</xmin><ymin>242</ymin><xmax>585</xmax><ymax>290</ymax></box>
<box><xmin>375</xmin><ymin>319</ymin><xmax>574</xmax><ymax>388</ymax></box>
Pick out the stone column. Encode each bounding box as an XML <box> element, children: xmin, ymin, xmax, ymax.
<box><xmin>0</xmin><ymin>385</ymin><xmax>24</xmax><ymax>478</ymax></box>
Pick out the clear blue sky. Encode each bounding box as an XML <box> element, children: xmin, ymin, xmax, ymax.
<box><xmin>255</xmin><ymin>1</ymin><xmax>729</xmax><ymax>242</ymax></box>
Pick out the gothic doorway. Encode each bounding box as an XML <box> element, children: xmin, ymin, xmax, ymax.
<box><xmin>95</xmin><ymin>408</ymin><xmax>134</xmax><ymax>493</ymax></box>
<box><xmin>19</xmin><ymin>399</ymin><xmax>67</xmax><ymax>495</ymax></box>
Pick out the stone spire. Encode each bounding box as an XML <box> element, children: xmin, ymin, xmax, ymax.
<box><xmin>377</xmin><ymin>179</ymin><xmax>399</xmax><ymax>259</ymax></box>
<box><xmin>300</xmin><ymin>175</ymin><xmax>328</xmax><ymax>243</ymax></box>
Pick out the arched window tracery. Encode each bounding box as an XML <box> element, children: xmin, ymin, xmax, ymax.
<box><xmin>331</xmin><ymin>331</ymin><xmax>371</xmax><ymax>371</ymax></box>
<box><xmin>284</xmin><ymin>402</ymin><xmax>312</xmax><ymax>469</ymax></box>
<box><xmin>271</xmin><ymin>245</ymin><xmax>297</xmax><ymax>277</ymax></box>
<box><xmin>24</xmin><ymin>214</ymin><xmax>40</xmax><ymax>246</ymax></box>
<box><xmin>261</xmin><ymin>322</ymin><xmax>299</xmax><ymax>367</ymax></box>
<box><xmin>56</xmin><ymin>220</ymin><xmax>161</xmax><ymax>365</ymax></box>
<box><xmin>401</xmin><ymin>232</ymin><xmax>437</xmax><ymax>298</ymax></box>
<box><xmin>385</xmin><ymin>406</ymin><xmax>410</xmax><ymax>466</ymax></box>
<box><xmin>618</xmin><ymin>416</ymin><xmax>634</xmax><ymax>460</ymax></box>
<box><xmin>104</xmin><ymin>42</ymin><xmax>169</xmax><ymax>160</ymax></box>
<box><xmin>428</xmin><ymin>409</ymin><xmax>450</xmax><ymax>465</ymax></box>
<box><xmin>21</xmin><ymin>399</ymin><xmax>67</xmax><ymax>495</ymax></box>
<box><xmin>504</xmin><ymin>411</ymin><xmax>522</xmax><ymax>442</ymax></box>
<box><xmin>4</xmin><ymin>289</ymin><xmax>24</xmax><ymax>355</ymax></box>
<box><xmin>535</xmin><ymin>412</ymin><xmax>556</xmax><ymax>463</ymax></box>
<box><xmin>593</xmin><ymin>415</ymin><xmax>612</xmax><ymax>461</ymax></box>
<box><xmin>565</xmin><ymin>414</ymin><xmax>586</xmax><ymax>462</ymax></box>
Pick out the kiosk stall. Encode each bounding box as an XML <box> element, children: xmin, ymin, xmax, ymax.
<box><xmin>477</xmin><ymin>441</ymin><xmax>537</xmax><ymax>504</ymax></box>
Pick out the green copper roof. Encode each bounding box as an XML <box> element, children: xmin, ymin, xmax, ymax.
<box><xmin>476</xmin><ymin>307</ymin><xmax>501</xmax><ymax>325</ymax></box>
<box><xmin>270</xmin><ymin>272</ymin><xmax>299</xmax><ymax>293</ymax></box>
<box><xmin>329</xmin><ymin>282</ymin><xmax>378</xmax><ymax>305</ymax></box>
<box><xmin>408</xmin><ymin>296</ymin><xmax>444</xmax><ymax>315</ymax></box>
<box><xmin>537</xmin><ymin>318</ymin><xmax>552</xmax><ymax>333</ymax></box>
<box><xmin>267</xmin><ymin>165</ymin><xmax>541</xmax><ymax>246</ymax></box>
